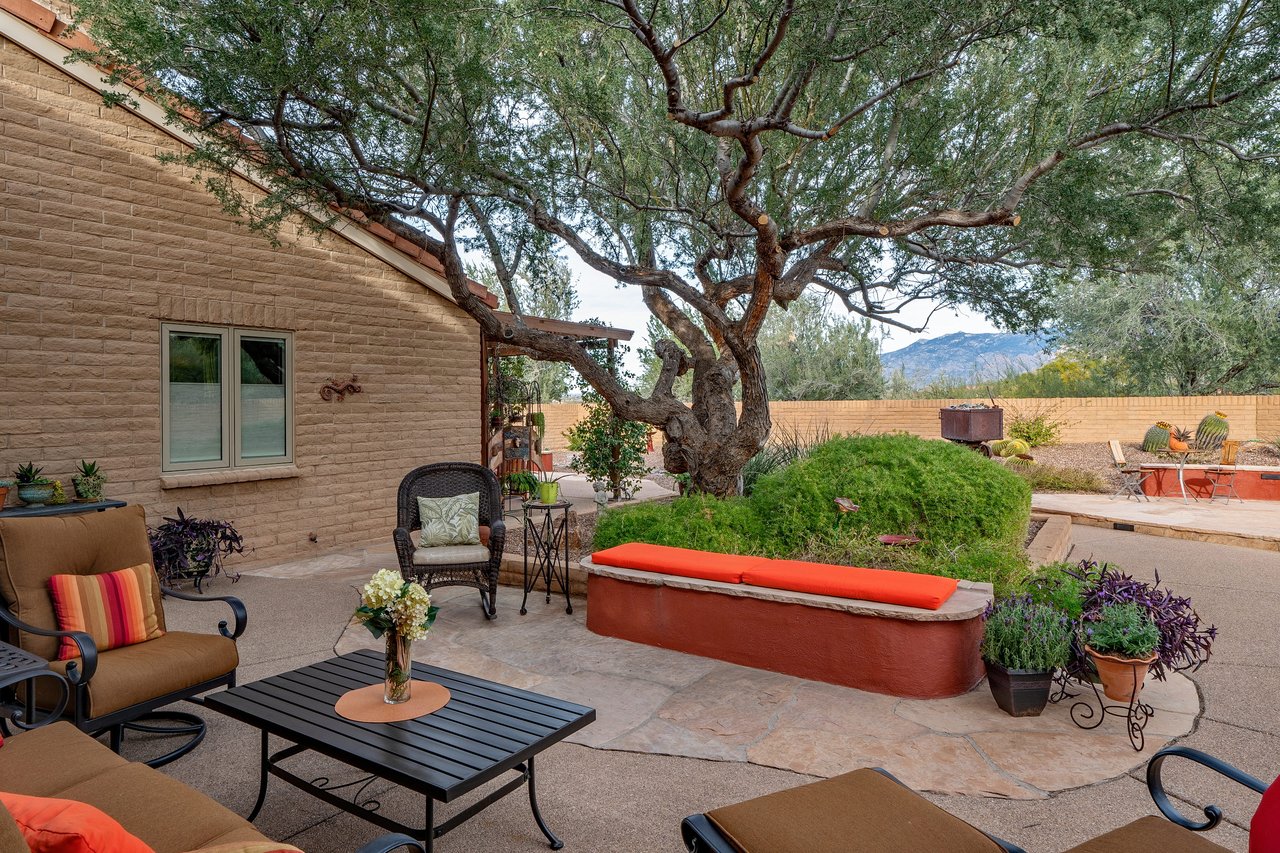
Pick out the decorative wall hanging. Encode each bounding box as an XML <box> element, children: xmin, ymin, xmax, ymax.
<box><xmin>320</xmin><ymin>375</ymin><xmax>362</xmax><ymax>401</ymax></box>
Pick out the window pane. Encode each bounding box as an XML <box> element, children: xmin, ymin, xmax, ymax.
<box><xmin>168</xmin><ymin>332</ymin><xmax>223</xmax><ymax>464</ymax></box>
<box><xmin>240</xmin><ymin>336</ymin><xmax>287</xmax><ymax>459</ymax></box>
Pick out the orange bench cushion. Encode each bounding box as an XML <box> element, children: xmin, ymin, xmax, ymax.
<box><xmin>591</xmin><ymin>543</ymin><xmax>770</xmax><ymax>584</ymax></box>
<box><xmin>743</xmin><ymin>560</ymin><xmax>959</xmax><ymax>610</ymax></box>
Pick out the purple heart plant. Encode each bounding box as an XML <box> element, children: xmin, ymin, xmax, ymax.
<box><xmin>1067</xmin><ymin>560</ymin><xmax>1217</xmax><ymax>680</ymax></box>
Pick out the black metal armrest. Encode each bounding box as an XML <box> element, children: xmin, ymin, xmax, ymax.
<box><xmin>1147</xmin><ymin>745</ymin><xmax>1268</xmax><ymax>831</ymax></box>
<box><xmin>0</xmin><ymin>608</ymin><xmax>98</xmax><ymax>685</ymax></box>
<box><xmin>353</xmin><ymin>833</ymin><xmax>426</xmax><ymax>853</ymax></box>
<box><xmin>160</xmin><ymin>586</ymin><xmax>248</xmax><ymax>640</ymax></box>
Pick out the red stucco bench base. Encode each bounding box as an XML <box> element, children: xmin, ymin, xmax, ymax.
<box><xmin>583</xmin><ymin>560</ymin><xmax>993</xmax><ymax>699</ymax></box>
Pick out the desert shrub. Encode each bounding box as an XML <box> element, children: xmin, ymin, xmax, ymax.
<box><xmin>565</xmin><ymin>398</ymin><xmax>650</xmax><ymax>498</ymax></box>
<box><xmin>799</xmin><ymin>528</ymin><xmax>1033</xmax><ymax>595</ymax></box>
<box><xmin>740</xmin><ymin>422</ymin><xmax>833</xmax><ymax>496</ymax></box>
<box><xmin>595</xmin><ymin>434</ymin><xmax>1033</xmax><ymax>586</ymax></box>
<box><xmin>1005</xmin><ymin>402</ymin><xmax>1070</xmax><ymax>447</ymax></box>
<box><xmin>750</xmin><ymin>434</ymin><xmax>1031</xmax><ymax>552</ymax></box>
<box><xmin>592</xmin><ymin>494</ymin><xmax>772</xmax><ymax>555</ymax></box>
<box><xmin>1005</xmin><ymin>460</ymin><xmax>1107</xmax><ymax>493</ymax></box>
<box><xmin>1026</xmin><ymin>562</ymin><xmax>1089</xmax><ymax>620</ymax></box>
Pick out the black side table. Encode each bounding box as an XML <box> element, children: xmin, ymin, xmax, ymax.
<box><xmin>0</xmin><ymin>641</ymin><xmax>68</xmax><ymax>732</ymax></box>
<box><xmin>521</xmin><ymin>500</ymin><xmax>574</xmax><ymax>615</ymax></box>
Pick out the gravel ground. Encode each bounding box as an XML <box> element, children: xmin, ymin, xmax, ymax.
<box><xmin>1030</xmin><ymin>440</ymin><xmax>1280</xmax><ymax>489</ymax></box>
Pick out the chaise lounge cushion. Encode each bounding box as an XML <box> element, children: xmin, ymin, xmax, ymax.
<box><xmin>591</xmin><ymin>543</ymin><xmax>771</xmax><ymax>584</ymax></box>
<box><xmin>1061</xmin><ymin>815</ymin><xmax>1229</xmax><ymax>852</ymax></box>
<box><xmin>705</xmin><ymin>767</ymin><xmax>1002</xmax><ymax>852</ymax></box>
<box><xmin>47</xmin><ymin>631</ymin><xmax>238</xmax><ymax>718</ymax></box>
<box><xmin>742</xmin><ymin>560</ymin><xmax>960</xmax><ymax>611</ymax></box>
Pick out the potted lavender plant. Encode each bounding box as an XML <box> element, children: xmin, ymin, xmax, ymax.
<box><xmin>981</xmin><ymin>595</ymin><xmax>1073</xmax><ymax>717</ymax></box>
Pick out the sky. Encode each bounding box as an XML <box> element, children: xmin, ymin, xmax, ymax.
<box><xmin>561</xmin><ymin>255</ymin><xmax>1001</xmax><ymax>374</ymax></box>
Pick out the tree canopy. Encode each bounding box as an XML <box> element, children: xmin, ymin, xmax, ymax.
<box><xmin>73</xmin><ymin>0</ymin><xmax>1280</xmax><ymax>491</ymax></box>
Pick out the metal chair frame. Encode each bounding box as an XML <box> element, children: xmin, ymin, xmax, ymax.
<box><xmin>1109</xmin><ymin>440</ymin><xmax>1153</xmax><ymax>501</ymax></box>
<box><xmin>1205</xmin><ymin>440</ymin><xmax>1243</xmax><ymax>504</ymax></box>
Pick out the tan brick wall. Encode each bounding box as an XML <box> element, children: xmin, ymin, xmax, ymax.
<box><xmin>540</xmin><ymin>396</ymin><xmax>1275</xmax><ymax>451</ymax></box>
<box><xmin>0</xmin><ymin>34</ymin><xmax>482</xmax><ymax>564</ymax></box>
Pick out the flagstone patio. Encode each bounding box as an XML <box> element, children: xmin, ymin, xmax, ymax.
<box><xmin>303</xmin><ymin>567</ymin><xmax>1200</xmax><ymax>801</ymax></box>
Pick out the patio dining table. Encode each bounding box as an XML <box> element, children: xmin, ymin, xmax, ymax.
<box><xmin>204</xmin><ymin>650</ymin><xmax>595</xmax><ymax>851</ymax></box>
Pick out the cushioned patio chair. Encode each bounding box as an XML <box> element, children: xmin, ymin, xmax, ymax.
<box><xmin>0</xmin><ymin>505</ymin><xmax>246</xmax><ymax>768</ymax></box>
<box><xmin>682</xmin><ymin>746</ymin><xmax>1273</xmax><ymax>852</ymax></box>
<box><xmin>393</xmin><ymin>462</ymin><xmax>506</xmax><ymax>619</ymax></box>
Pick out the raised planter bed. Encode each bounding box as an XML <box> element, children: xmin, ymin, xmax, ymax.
<box><xmin>583</xmin><ymin>559</ymin><xmax>992</xmax><ymax>699</ymax></box>
<box><xmin>1140</xmin><ymin>464</ymin><xmax>1280</xmax><ymax>501</ymax></box>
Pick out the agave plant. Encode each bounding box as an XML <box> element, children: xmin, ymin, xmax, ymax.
<box><xmin>13</xmin><ymin>463</ymin><xmax>50</xmax><ymax>485</ymax></box>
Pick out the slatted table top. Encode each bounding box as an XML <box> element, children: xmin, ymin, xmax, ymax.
<box><xmin>205</xmin><ymin>650</ymin><xmax>595</xmax><ymax>802</ymax></box>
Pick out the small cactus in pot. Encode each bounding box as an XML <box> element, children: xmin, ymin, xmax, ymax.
<box><xmin>72</xmin><ymin>460</ymin><xmax>107</xmax><ymax>501</ymax></box>
<box><xmin>1142</xmin><ymin>422</ymin><xmax>1172</xmax><ymax>453</ymax></box>
<box><xmin>1195</xmin><ymin>411</ymin><xmax>1230</xmax><ymax>450</ymax></box>
<box><xmin>13</xmin><ymin>463</ymin><xmax>55</xmax><ymax>507</ymax></box>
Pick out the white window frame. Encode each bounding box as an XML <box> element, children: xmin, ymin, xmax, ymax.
<box><xmin>161</xmin><ymin>323</ymin><xmax>294</xmax><ymax>472</ymax></box>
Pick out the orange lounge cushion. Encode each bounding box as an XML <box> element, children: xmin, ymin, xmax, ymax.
<box><xmin>743</xmin><ymin>560</ymin><xmax>959</xmax><ymax>610</ymax></box>
<box><xmin>1</xmin><ymin>791</ymin><xmax>154</xmax><ymax>853</ymax></box>
<box><xmin>591</xmin><ymin>543</ymin><xmax>770</xmax><ymax>584</ymax></box>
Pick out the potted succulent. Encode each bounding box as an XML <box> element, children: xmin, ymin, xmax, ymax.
<box><xmin>49</xmin><ymin>481</ymin><xmax>70</xmax><ymax>505</ymax></box>
<box><xmin>148</xmin><ymin>507</ymin><xmax>245</xmax><ymax>590</ymax></box>
<box><xmin>535</xmin><ymin>466</ymin><xmax>569</xmax><ymax>505</ymax></box>
<box><xmin>1085</xmin><ymin>602</ymin><xmax>1160</xmax><ymax>703</ymax></box>
<box><xmin>0</xmin><ymin>479</ymin><xmax>11</xmax><ymax>509</ymax></box>
<box><xmin>72</xmin><ymin>460</ymin><xmax>107</xmax><ymax>501</ymax></box>
<box><xmin>981</xmin><ymin>595</ymin><xmax>1073</xmax><ymax>717</ymax></box>
<box><xmin>13</xmin><ymin>463</ymin><xmax>55</xmax><ymax>507</ymax></box>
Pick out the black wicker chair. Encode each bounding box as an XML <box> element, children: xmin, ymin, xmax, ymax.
<box><xmin>393</xmin><ymin>462</ymin><xmax>506</xmax><ymax>619</ymax></box>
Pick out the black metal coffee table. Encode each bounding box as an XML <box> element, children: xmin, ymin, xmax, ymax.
<box><xmin>204</xmin><ymin>650</ymin><xmax>595</xmax><ymax>851</ymax></box>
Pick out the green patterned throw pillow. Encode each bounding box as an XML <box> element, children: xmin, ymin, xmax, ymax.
<box><xmin>417</xmin><ymin>492</ymin><xmax>481</xmax><ymax>547</ymax></box>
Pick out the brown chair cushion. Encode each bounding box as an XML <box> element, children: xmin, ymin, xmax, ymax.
<box><xmin>706</xmin><ymin>768</ymin><xmax>1004</xmax><ymax>853</ymax></box>
<box><xmin>1062</xmin><ymin>816</ymin><xmax>1231</xmax><ymax>852</ymax></box>
<box><xmin>48</xmin><ymin>630</ymin><xmax>238</xmax><ymax>718</ymax></box>
<box><xmin>0</xmin><ymin>800</ymin><xmax>29</xmax><ymax>851</ymax></box>
<box><xmin>0</xmin><ymin>506</ymin><xmax>162</xmax><ymax>661</ymax></box>
<box><xmin>55</xmin><ymin>763</ymin><xmax>268</xmax><ymax>853</ymax></box>
<box><xmin>0</xmin><ymin>721</ymin><xmax>128</xmax><ymax>797</ymax></box>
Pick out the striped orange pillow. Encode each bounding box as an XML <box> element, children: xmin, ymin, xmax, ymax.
<box><xmin>47</xmin><ymin>564</ymin><xmax>164</xmax><ymax>660</ymax></box>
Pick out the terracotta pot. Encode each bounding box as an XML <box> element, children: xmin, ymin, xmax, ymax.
<box><xmin>1168</xmin><ymin>437</ymin><xmax>1190</xmax><ymax>452</ymax></box>
<box><xmin>984</xmin><ymin>659</ymin><xmax>1054</xmax><ymax>717</ymax></box>
<box><xmin>1086</xmin><ymin>645</ymin><xmax>1156</xmax><ymax>703</ymax></box>
<box><xmin>0</xmin><ymin>485</ymin><xmax>8</xmax><ymax>508</ymax></box>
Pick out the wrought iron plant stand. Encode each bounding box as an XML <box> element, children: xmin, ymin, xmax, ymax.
<box><xmin>1049</xmin><ymin>660</ymin><xmax>1154</xmax><ymax>752</ymax></box>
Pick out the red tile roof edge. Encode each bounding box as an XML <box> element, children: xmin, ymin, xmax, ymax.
<box><xmin>2</xmin><ymin>0</ymin><xmax>499</xmax><ymax>310</ymax></box>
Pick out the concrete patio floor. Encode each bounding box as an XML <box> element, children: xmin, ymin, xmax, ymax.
<box><xmin>144</xmin><ymin>524</ymin><xmax>1278</xmax><ymax>852</ymax></box>
<box><xmin>1034</xmin><ymin>493</ymin><xmax>1280</xmax><ymax>552</ymax></box>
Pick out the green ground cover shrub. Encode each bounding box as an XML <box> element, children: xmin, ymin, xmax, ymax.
<box><xmin>1005</xmin><ymin>460</ymin><xmax>1108</xmax><ymax>493</ymax></box>
<box><xmin>595</xmin><ymin>434</ymin><xmax>1033</xmax><ymax>589</ymax></box>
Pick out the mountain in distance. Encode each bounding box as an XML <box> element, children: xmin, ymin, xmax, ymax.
<box><xmin>881</xmin><ymin>332</ymin><xmax>1051</xmax><ymax>385</ymax></box>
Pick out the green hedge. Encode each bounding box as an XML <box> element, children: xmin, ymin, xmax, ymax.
<box><xmin>593</xmin><ymin>434</ymin><xmax>1033</xmax><ymax>589</ymax></box>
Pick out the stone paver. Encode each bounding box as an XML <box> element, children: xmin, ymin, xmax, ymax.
<box><xmin>1034</xmin><ymin>493</ymin><xmax>1280</xmax><ymax>552</ymax></box>
<box><xmin>326</xmin><ymin>564</ymin><xmax>1198</xmax><ymax>799</ymax></box>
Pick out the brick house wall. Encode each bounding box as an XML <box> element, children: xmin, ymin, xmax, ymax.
<box><xmin>0</xmin><ymin>31</ymin><xmax>482</xmax><ymax>564</ymax></box>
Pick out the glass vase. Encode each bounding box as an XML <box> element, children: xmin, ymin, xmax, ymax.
<box><xmin>384</xmin><ymin>630</ymin><xmax>413</xmax><ymax>705</ymax></box>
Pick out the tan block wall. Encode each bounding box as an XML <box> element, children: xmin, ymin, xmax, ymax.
<box><xmin>0</xmin><ymin>34</ymin><xmax>481</xmax><ymax>564</ymax></box>
<box><xmin>540</xmin><ymin>396</ymin><xmax>1276</xmax><ymax>451</ymax></box>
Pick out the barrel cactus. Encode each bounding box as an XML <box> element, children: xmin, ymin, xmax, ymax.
<box><xmin>990</xmin><ymin>438</ymin><xmax>1031</xmax><ymax>458</ymax></box>
<box><xmin>1195</xmin><ymin>411</ymin><xmax>1230</xmax><ymax>450</ymax></box>
<box><xmin>1142</xmin><ymin>422</ymin><xmax>1172</xmax><ymax>453</ymax></box>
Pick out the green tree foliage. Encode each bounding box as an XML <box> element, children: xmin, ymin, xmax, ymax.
<box><xmin>1051</xmin><ymin>248</ymin><xmax>1280</xmax><ymax>395</ymax></box>
<box><xmin>73</xmin><ymin>0</ymin><xmax>1280</xmax><ymax>493</ymax></box>
<box><xmin>474</xmin><ymin>259</ymin><xmax>581</xmax><ymax>402</ymax></box>
<box><xmin>565</xmin><ymin>398</ymin><xmax>652</xmax><ymax>499</ymax></box>
<box><xmin>758</xmin><ymin>296</ymin><xmax>884</xmax><ymax>401</ymax></box>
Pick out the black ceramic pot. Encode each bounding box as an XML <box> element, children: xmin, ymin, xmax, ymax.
<box><xmin>984</xmin><ymin>659</ymin><xmax>1054</xmax><ymax>717</ymax></box>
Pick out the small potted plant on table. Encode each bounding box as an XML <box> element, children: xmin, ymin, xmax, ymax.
<box><xmin>982</xmin><ymin>595</ymin><xmax>1073</xmax><ymax>717</ymax></box>
<box><xmin>0</xmin><ymin>478</ymin><xmax>10</xmax><ymax>509</ymax></box>
<box><xmin>535</xmin><ymin>466</ymin><xmax>569</xmax><ymax>505</ymax></box>
<box><xmin>504</xmin><ymin>470</ymin><xmax>538</xmax><ymax>500</ymax></box>
<box><xmin>13</xmin><ymin>463</ymin><xmax>55</xmax><ymax>507</ymax></box>
<box><xmin>1085</xmin><ymin>602</ymin><xmax>1160</xmax><ymax>703</ymax></box>
<box><xmin>72</xmin><ymin>460</ymin><xmax>107</xmax><ymax>501</ymax></box>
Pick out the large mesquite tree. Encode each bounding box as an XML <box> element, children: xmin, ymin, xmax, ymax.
<box><xmin>76</xmin><ymin>0</ymin><xmax>1280</xmax><ymax>494</ymax></box>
